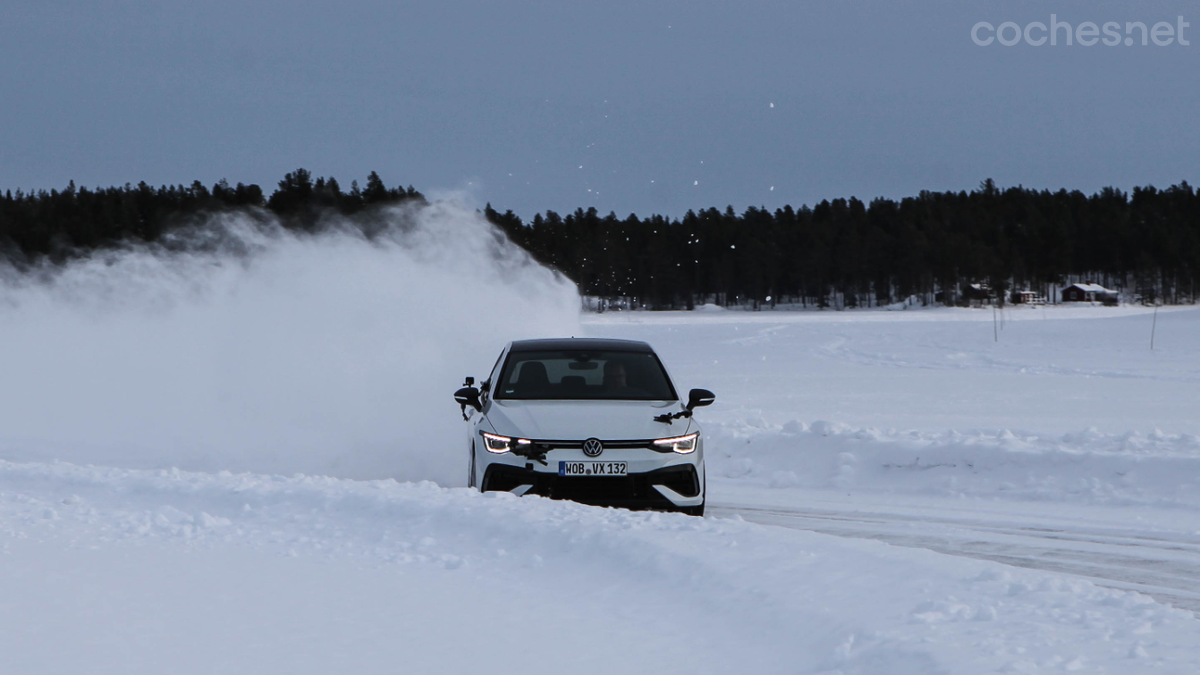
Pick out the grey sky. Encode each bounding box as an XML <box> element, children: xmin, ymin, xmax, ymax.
<box><xmin>2</xmin><ymin>0</ymin><xmax>1197</xmax><ymax>219</ymax></box>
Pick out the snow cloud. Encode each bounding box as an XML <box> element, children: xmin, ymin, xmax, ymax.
<box><xmin>0</xmin><ymin>201</ymin><xmax>580</xmax><ymax>485</ymax></box>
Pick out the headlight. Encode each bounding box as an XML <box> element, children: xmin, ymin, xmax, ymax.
<box><xmin>481</xmin><ymin>432</ymin><xmax>511</xmax><ymax>453</ymax></box>
<box><xmin>481</xmin><ymin>432</ymin><xmax>532</xmax><ymax>454</ymax></box>
<box><xmin>653</xmin><ymin>432</ymin><xmax>699</xmax><ymax>454</ymax></box>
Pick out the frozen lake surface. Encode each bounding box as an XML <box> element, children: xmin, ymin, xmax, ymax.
<box><xmin>591</xmin><ymin>305</ymin><xmax>1200</xmax><ymax>608</ymax></box>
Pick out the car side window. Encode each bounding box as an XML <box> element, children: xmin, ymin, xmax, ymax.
<box><xmin>482</xmin><ymin>349</ymin><xmax>506</xmax><ymax>404</ymax></box>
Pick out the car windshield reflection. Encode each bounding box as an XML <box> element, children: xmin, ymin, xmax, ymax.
<box><xmin>494</xmin><ymin>350</ymin><xmax>677</xmax><ymax>401</ymax></box>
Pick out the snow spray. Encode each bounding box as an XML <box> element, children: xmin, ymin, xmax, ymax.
<box><xmin>0</xmin><ymin>201</ymin><xmax>580</xmax><ymax>485</ymax></box>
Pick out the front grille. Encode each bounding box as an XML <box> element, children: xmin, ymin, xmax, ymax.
<box><xmin>547</xmin><ymin>475</ymin><xmax>639</xmax><ymax>501</ymax></box>
<box><xmin>523</xmin><ymin>438</ymin><xmax>682</xmax><ymax>456</ymax></box>
<box><xmin>482</xmin><ymin>464</ymin><xmax>700</xmax><ymax>509</ymax></box>
<box><xmin>528</xmin><ymin>438</ymin><xmax>664</xmax><ymax>451</ymax></box>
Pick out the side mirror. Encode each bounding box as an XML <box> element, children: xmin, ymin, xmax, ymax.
<box><xmin>454</xmin><ymin>386</ymin><xmax>482</xmax><ymax>412</ymax></box>
<box><xmin>686</xmin><ymin>388</ymin><xmax>715</xmax><ymax>411</ymax></box>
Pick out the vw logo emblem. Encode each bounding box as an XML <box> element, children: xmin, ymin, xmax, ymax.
<box><xmin>582</xmin><ymin>438</ymin><xmax>604</xmax><ymax>457</ymax></box>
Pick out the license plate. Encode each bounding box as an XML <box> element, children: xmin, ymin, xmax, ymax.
<box><xmin>558</xmin><ymin>461</ymin><xmax>628</xmax><ymax>477</ymax></box>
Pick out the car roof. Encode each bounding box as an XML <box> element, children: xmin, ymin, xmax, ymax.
<box><xmin>508</xmin><ymin>338</ymin><xmax>655</xmax><ymax>353</ymax></box>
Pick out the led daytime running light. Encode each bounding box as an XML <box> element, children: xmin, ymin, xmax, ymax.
<box><xmin>653</xmin><ymin>432</ymin><xmax>699</xmax><ymax>454</ymax></box>
<box><xmin>481</xmin><ymin>432</ymin><xmax>532</xmax><ymax>454</ymax></box>
<box><xmin>482</xmin><ymin>432</ymin><xmax>512</xmax><ymax>453</ymax></box>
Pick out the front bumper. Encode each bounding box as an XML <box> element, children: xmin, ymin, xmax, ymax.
<box><xmin>481</xmin><ymin>463</ymin><xmax>702</xmax><ymax>510</ymax></box>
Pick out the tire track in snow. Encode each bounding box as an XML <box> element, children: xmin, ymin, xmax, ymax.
<box><xmin>710</xmin><ymin>502</ymin><xmax>1200</xmax><ymax>613</ymax></box>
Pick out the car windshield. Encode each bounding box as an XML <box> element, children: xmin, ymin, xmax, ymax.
<box><xmin>494</xmin><ymin>350</ymin><xmax>677</xmax><ymax>401</ymax></box>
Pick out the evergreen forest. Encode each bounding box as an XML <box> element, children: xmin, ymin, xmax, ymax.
<box><xmin>2</xmin><ymin>171</ymin><xmax>1196</xmax><ymax>308</ymax></box>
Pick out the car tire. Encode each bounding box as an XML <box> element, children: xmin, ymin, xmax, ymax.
<box><xmin>467</xmin><ymin>441</ymin><xmax>477</xmax><ymax>489</ymax></box>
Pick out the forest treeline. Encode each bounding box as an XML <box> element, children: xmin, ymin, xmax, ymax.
<box><xmin>0</xmin><ymin>169</ymin><xmax>423</xmax><ymax>261</ymax></box>
<box><xmin>2</xmin><ymin>171</ymin><xmax>1197</xmax><ymax>307</ymax></box>
<box><xmin>486</xmin><ymin>179</ymin><xmax>1199</xmax><ymax>308</ymax></box>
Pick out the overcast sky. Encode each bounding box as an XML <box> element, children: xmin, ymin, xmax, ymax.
<box><xmin>2</xmin><ymin>0</ymin><xmax>1197</xmax><ymax>218</ymax></box>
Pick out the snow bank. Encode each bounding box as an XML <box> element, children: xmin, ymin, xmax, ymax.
<box><xmin>0</xmin><ymin>202</ymin><xmax>579</xmax><ymax>484</ymax></box>
<box><xmin>3</xmin><ymin>457</ymin><xmax>1198</xmax><ymax>674</ymax></box>
<box><xmin>707</xmin><ymin>420</ymin><xmax>1200</xmax><ymax>509</ymax></box>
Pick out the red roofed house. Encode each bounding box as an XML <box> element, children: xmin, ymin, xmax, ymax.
<box><xmin>1061</xmin><ymin>283</ymin><xmax>1117</xmax><ymax>303</ymax></box>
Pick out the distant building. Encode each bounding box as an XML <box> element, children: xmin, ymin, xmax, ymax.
<box><xmin>1011</xmin><ymin>290</ymin><xmax>1045</xmax><ymax>305</ymax></box>
<box><xmin>1061</xmin><ymin>283</ymin><xmax>1118</xmax><ymax>303</ymax></box>
<box><xmin>962</xmin><ymin>283</ymin><xmax>994</xmax><ymax>303</ymax></box>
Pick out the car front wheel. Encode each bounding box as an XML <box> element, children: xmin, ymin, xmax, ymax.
<box><xmin>467</xmin><ymin>441</ymin><xmax>477</xmax><ymax>489</ymax></box>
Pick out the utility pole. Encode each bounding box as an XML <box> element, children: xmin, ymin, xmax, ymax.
<box><xmin>1151</xmin><ymin>303</ymin><xmax>1159</xmax><ymax>350</ymax></box>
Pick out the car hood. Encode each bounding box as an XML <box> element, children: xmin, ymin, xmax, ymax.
<box><xmin>484</xmin><ymin>399</ymin><xmax>693</xmax><ymax>441</ymax></box>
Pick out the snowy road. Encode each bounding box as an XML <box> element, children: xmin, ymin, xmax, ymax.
<box><xmin>710</xmin><ymin>490</ymin><xmax>1200</xmax><ymax>613</ymax></box>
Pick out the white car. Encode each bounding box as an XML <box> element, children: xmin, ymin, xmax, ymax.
<box><xmin>454</xmin><ymin>338</ymin><xmax>714</xmax><ymax>516</ymax></box>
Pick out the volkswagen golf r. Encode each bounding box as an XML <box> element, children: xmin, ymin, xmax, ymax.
<box><xmin>454</xmin><ymin>338</ymin><xmax>714</xmax><ymax>516</ymax></box>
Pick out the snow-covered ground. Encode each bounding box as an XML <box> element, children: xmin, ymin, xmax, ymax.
<box><xmin>3</xmin><ymin>214</ymin><xmax>1199</xmax><ymax>673</ymax></box>
<box><xmin>6</xmin><ymin>456</ymin><xmax>1198</xmax><ymax>674</ymax></box>
<box><xmin>588</xmin><ymin>306</ymin><xmax>1200</xmax><ymax>611</ymax></box>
